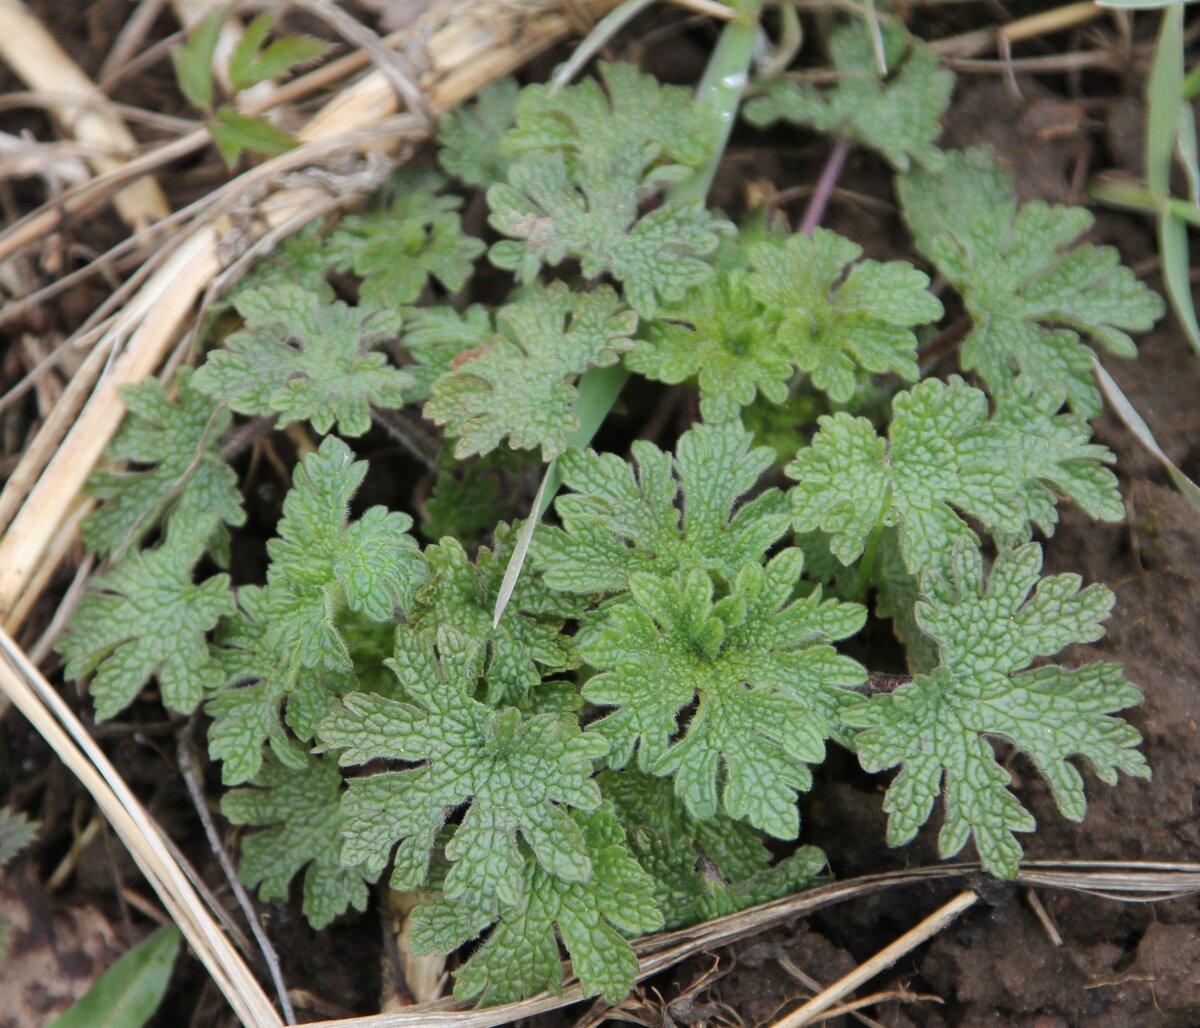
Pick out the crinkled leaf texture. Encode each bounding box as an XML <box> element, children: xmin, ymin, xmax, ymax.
<box><xmin>486</xmin><ymin>63</ymin><xmax>727</xmax><ymax>318</ymax></box>
<box><xmin>206</xmin><ymin>586</ymin><xmax>358</xmax><ymax>785</ymax></box>
<box><xmin>82</xmin><ymin>368</ymin><xmax>244</xmax><ymax>559</ymax></box>
<box><xmin>411</xmin><ymin>806</ymin><xmax>662</xmax><ymax>1006</ymax></box>
<box><xmin>533</xmin><ymin>419</ymin><xmax>791</xmax><ymax>594</ymax></box>
<box><xmin>786</xmin><ymin>377</ymin><xmax>1123</xmax><ymax>575</ymax></box>
<box><xmin>623</xmin><ymin>269</ymin><xmax>792</xmax><ymax>422</ymax></box>
<box><xmin>899</xmin><ymin>147</ymin><xmax>1164</xmax><ymax>415</ymax></box>
<box><xmin>59</xmin><ymin>530</ymin><xmax>234</xmax><ymax>720</ymax></box>
<box><xmin>424</xmin><ymin>282</ymin><xmax>637</xmax><ymax>460</ymax></box>
<box><xmin>328</xmin><ymin>177</ymin><xmax>485</xmax><ymax>309</ymax></box>
<box><xmin>408</xmin><ymin>527</ymin><xmax>581</xmax><ymax>711</ymax></box>
<box><xmin>264</xmin><ymin>436</ymin><xmax>423</xmax><ymax>672</ymax></box>
<box><xmin>318</xmin><ymin>626</ymin><xmax>607</xmax><ymax>905</ymax></box>
<box><xmin>222</xmin><ymin>754</ymin><xmax>378</xmax><ymax>930</ymax></box>
<box><xmin>438</xmin><ymin>78</ymin><xmax>520</xmax><ymax>187</ymax></box>
<box><xmin>582</xmin><ymin>552</ymin><xmax>866</xmax><ymax>838</ymax></box>
<box><xmin>400</xmin><ymin>303</ymin><xmax>494</xmax><ymax>402</ymax></box>
<box><xmin>843</xmin><ymin>543</ymin><xmax>1149</xmax><ymax>878</ymax></box>
<box><xmin>192</xmin><ymin>285</ymin><xmax>412</xmax><ymax>436</ymax></box>
<box><xmin>744</xmin><ymin>20</ymin><xmax>953</xmax><ymax>171</ymax></box>
<box><xmin>747</xmin><ymin>229</ymin><xmax>942</xmax><ymax>403</ymax></box>
<box><xmin>601</xmin><ymin>770</ymin><xmax>824</xmax><ymax>928</ymax></box>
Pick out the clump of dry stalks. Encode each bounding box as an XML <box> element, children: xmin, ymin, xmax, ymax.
<box><xmin>0</xmin><ymin>2</ymin><xmax>1197</xmax><ymax>1025</ymax></box>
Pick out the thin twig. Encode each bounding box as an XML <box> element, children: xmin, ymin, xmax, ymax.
<box><xmin>769</xmin><ymin>891</ymin><xmax>978</xmax><ymax>1027</ymax></box>
<box><xmin>287</xmin><ymin>0</ymin><xmax>434</xmax><ymax>128</ymax></box>
<box><xmin>178</xmin><ymin>739</ymin><xmax>296</xmax><ymax>1024</ymax></box>
<box><xmin>1024</xmin><ymin>887</ymin><xmax>1064</xmax><ymax>947</ymax></box>
<box><xmin>799</xmin><ymin>137</ymin><xmax>852</xmax><ymax>236</ymax></box>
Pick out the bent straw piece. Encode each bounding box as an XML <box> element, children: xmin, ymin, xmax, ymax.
<box><xmin>770</xmin><ymin>890</ymin><xmax>978</xmax><ymax>1027</ymax></box>
<box><xmin>295</xmin><ymin>861</ymin><xmax>1200</xmax><ymax>1028</ymax></box>
<box><xmin>0</xmin><ymin>630</ymin><xmax>283</xmax><ymax>1028</ymax></box>
<box><xmin>0</xmin><ymin>0</ymin><xmax>619</xmax><ymax>619</ymax></box>
<box><xmin>0</xmin><ymin>0</ymin><xmax>168</xmax><ymax>229</ymax></box>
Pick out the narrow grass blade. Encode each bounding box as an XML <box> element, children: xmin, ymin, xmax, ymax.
<box><xmin>492</xmin><ymin>364</ymin><xmax>629</xmax><ymax>626</ymax></box>
<box><xmin>549</xmin><ymin>0</ymin><xmax>656</xmax><ymax>94</ymax></box>
<box><xmin>1094</xmin><ymin>357</ymin><xmax>1200</xmax><ymax>512</ymax></box>
<box><xmin>1158</xmin><ymin>210</ymin><xmax>1200</xmax><ymax>355</ymax></box>
<box><xmin>49</xmin><ymin>925</ymin><xmax>181</xmax><ymax>1028</ymax></box>
<box><xmin>1146</xmin><ymin>4</ymin><xmax>1183</xmax><ymax>200</ymax></box>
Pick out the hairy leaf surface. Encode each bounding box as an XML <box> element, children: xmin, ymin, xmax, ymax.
<box><xmin>411</xmin><ymin>806</ymin><xmax>661</xmax><ymax>1006</ymax></box>
<box><xmin>319</xmin><ymin>627</ymin><xmax>607</xmax><ymax>904</ymax></box>
<box><xmin>59</xmin><ymin>532</ymin><xmax>234</xmax><ymax>720</ymax></box>
<box><xmin>264</xmin><ymin>437</ymin><xmax>423</xmax><ymax>672</ymax></box>
<box><xmin>899</xmin><ymin>148</ymin><xmax>1164</xmax><ymax>414</ymax></box>
<box><xmin>744</xmin><ymin>21</ymin><xmax>952</xmax><ymax>170</ymax></box>
<box><xmin>425</xmin><ymin>282</ymin><xmax>637</xmax><ymax>460</ymax></box>
<box><xmin>582</xmin><ymin>552</ymin><xmax>866</xmax><ymax>837</ymax></box>
<box><xmin>747</xmin><ymin>229</ymin><xmax>942</xmax><ymax>402</ymax></box>
<box><xmin>843</xmin><ymin>544</ymin><xmax>1148</xmax><ymax>877</ymax></box>
<box><xmin>222</xmin><ymin>754</ymin><xmax>377</xmax><ymax>930</ymax></box>
<box><xmin>534</xmin><ymin>419</ymin><xmax>790</xmax><ymax>594</ymax></box>
<box><xmin>192</xmin><ymin>285</ymin><xmax>411</xmax><ymax>436</ymax></box>
<box><xmin>487</xmin><ymin>63</ymin><xmax>726</xmax><ymax>317</ymax></box>
<box><xmin>83</xmin><ymin>369</ymin><xmax>244</xmax><ymax>559</ymax></box>
<box><xmin>787</xmin><ymin>377</ymin><xmax>1122</xmax><ymax>574</ymax></box>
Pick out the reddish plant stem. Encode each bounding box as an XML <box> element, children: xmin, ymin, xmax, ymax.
<box><xmin>799</xmin><ymin>136</ymin><xmax>853</xmax><ymax>236</ymax></box>
<box><xmin>917</xmin><ymin>315</ymin><xmax>971</xmax><ymax>364</ymax></box>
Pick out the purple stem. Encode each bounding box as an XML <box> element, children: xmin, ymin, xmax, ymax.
<box><xmin>799</xmin><ymin>136</ymin><xmax>852</xmax><ymax>236</ymax></box>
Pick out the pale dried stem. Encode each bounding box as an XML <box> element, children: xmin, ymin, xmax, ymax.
<box><xmin>769</xmin><ymin>891</ymin><xmax>978</xmax><ymax>1027</ymax></box>
<box><xmin>0</xmin><ymin>0</ymin><xmax>168</xmax><ymax>228</ymax></box>
<box><xmin>0</xmin><ymin>630</ymin><xmax>284</xmax><ymax>1028</ymax></box>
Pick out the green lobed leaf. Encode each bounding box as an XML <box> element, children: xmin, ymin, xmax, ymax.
<box><xmin>82</xmin><ymin>368</ymin><xmax>245</xmax><ymax>560</ymax></box>
<box><xmin>601</xmin><ymin>769</ymin><xmax>771</xmax><ymax>882</ymax></box>
<box><xmin>421</xmin><ymin>450</ymin><xmax>531</xmax><ymax>546</ymax></box>
<box><xmin>746</xmin><ymin>229</ymin><xmax>942</xmax><ymax>402</ymax></box>
<box><xmin>263</xmin><ymin>436</ymin><xmax>423</xmax><ymax>672</ymax></box>
<box><xmin>223</xmin><ymin>754</ymin><xmax>378</xmax><ymax>930</ymax></box>
<box><xmin>786</xmin><ymin>376</ymin><xmax>1121</xmax><ymax>576</ymax></box>
<box><xmin>401</xmin><ymin>303</ymin><xmax>494</xmax><ymax>402</ymax></box>
<box><xmin>488</xmin><ymin>152</ymin><xmax>728</xmax><ymax>319</ymax></box>
<box><xmin>628</xmin><ymin>826</ymin><xmax>825</xmax><ymax>930</ymax></box>
<box><xmin>408</xmin><ymin>527</ymin><xmax>581</xmax><ymax>710</ymax></box>
<box><xmin>0</xmin><ymin>809</ymin><xmax>38</xmax><ymax>868</ymax></box>
<box><xmin>623</xmin><ymin>269</ymin><xmax>791</xmax><ymax>422</ymax></box>
<box><xmin>744</xmin><ymin>20</ymin><xmax>953</xmax><ymax>171</ymax></box>
<box><xmin>58</xmin><ymin>529</ymin><xmax>234</xmax><ymax>720</ymax></box>
<box><xmin>899</xmin><ymin>147</ymin><xmax>1165</xmax><ymax>415</ymax></box>
<box><xmin>328</xmin><ymin>177</ymin><xmax>485</xmax><ymax>310</ymax></box>
<box><xmin>582</xmin><ymin>551</ymin><xmax>866</xmax><ymax>837</ymax></box>
<box><xmin>411</xmin><ymin>805</ymin><xmax>662</xmax><ymax>1006</ymax></box>
<box><xmin>206</xmin><ymin>586</ymin><xmax>358</xmax><ymax>785</ymax></box>
<box><xmin>533</xmin><ymin>419</ymin><xmax>791</xmax><ymax>595</ymax></box>
<box><xmin>192</xmin><ymin>285</ymin><xmax>412</xmax><ymax>437</ymax></box>
<box><xmin>843</xmin><ymin>543</ymin><xmax>1149</xmax><ymax>878</ymax></box>
<box><xmin>484</xmin><ymin>62</ymin><xmax>727</xmax><ymax>318</ymax></box>
<box><xmin>424</xmin><ymin>282</ymin><xmax>638</xmax><ymax>460</ymax></box>
<box><xmin>208</xmin><ymin>107</ymin><xmax>297</xmax><ymax>167</ymax></box>
<box><xmin>318</xmin><ymin>626</ymin><xmax>607</xmax><ymax>904</ymax></box>
<box><xmin>172</xmin><ymin>6</ymin><xmax>224</xmax><ymax>109</ymax></box>
<box><xmin>438</xmin><ymin>78</ymin><xmax>521</xmax><ymax>187</ymax></box>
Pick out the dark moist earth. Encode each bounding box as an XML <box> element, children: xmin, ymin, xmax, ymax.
<box><xmin>4</xmin><ymin>11</ymin><xmax>1200</xmax><ymax>1027</ymax></box>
